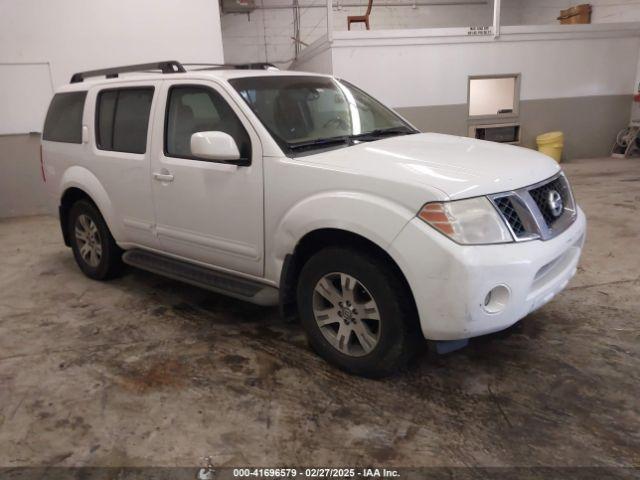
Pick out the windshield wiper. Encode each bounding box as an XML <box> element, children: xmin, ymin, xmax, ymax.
<box><xmin>287</xmin><ymin>127</ymin><xmax>417</xmax><ymax>153</ymax></box>
<box><xmin>288</xmin><ymin>136</ymin><xmax>350</xmax><ymax>151</ymax></box>
<box><xmin>349</xmin><ymin>127</ymin><xmax>417</xmax><ymax>141</ymax></box>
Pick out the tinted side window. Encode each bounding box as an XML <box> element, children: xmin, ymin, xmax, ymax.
<box><xmin>43</xmin><ymin>92</ymin><xmax>87</xmax><ymax>143</ymax></box>
<box><xmin>165</xmin><ymin>86</ymin><xmax>251</xmax><ymax>162</ymax></box>
<box><xmin>97</xmin><ymin>91</ymin><xmax>117</xmax><ymax>150</ymax></box>
<box><xmin>96</xmin><ymin>88</ymin><xmax>154</xmax><ymax>154</ymax></box>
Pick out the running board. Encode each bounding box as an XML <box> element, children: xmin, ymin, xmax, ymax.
<box><xmin>122</xmin><ymin>249</ymin><xmax>278</xmax><ymax>306</ymax></box>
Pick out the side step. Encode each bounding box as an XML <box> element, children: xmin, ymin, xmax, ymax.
<box><xmin>122</xmin><ymin>249</ymin><xmax>278</xmax><ymax>306</ymax></box>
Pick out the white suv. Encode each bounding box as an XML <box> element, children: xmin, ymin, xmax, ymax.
<box><xmin>42</xmin><ymin>61</ymin><xmax>586</xmax><ymax>377</ymax></box>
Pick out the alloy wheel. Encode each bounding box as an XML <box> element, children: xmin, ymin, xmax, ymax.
<box><xmin>74</xmin><ymin>214</ymin><xmax>102</xmax><ymax>268</ymax></box>
<box><xmin>312</xmin><ymin>272</ymin><xmax>381</xmax><ymax>357</ymax></box>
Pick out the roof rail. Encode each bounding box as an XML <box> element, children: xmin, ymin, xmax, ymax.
<box><xmin>69</xmin><ymin>60</ymin><xmax>279</xmax><ymax>83</ymax></box>
<box><xmin>70</xmin><ymin>60</ymin><xmax>186</xmax><ymax>83</ymax></box>
<box><xmin>188</xmin><ymin>62</ymin><xmax>279</xmax><ymax>71</ymax></box>
<box><xmin>234</xmin><ymin>62</ymin><xmax>279</xmax><ymax>70</ymax></box>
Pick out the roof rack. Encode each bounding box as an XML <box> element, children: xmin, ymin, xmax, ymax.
<box><xmin>69</xmin><ymin>61</ymin><xmax>279</xmax><ymax>84</ymax></box>
<box><xmin>234</xmin><ymin>62</ymin><xmax>279</xmax><ymax>70</ymax></box>
<box><xmin>187</xmin><ymin>62</ymin><xmax>279</xmax><ymax>71</ymax></box>
<box><xmin>70</xmin><ymin>60</ymin><xmax>185</xmax><ymax>83</ymax></box>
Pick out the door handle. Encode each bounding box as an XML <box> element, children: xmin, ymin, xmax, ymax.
<box><xmin>153</xmin><ymin>171</ymin><xmax>174</xmax><ymax>182</ymax></box>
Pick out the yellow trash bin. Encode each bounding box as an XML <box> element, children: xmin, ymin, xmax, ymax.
<box><xmin>536</xmin><ymin>131</ymin><xmax>564</xmax><ymax>162</ymax></box>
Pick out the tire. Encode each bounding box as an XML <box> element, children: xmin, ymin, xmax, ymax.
<box><xmin>296</xmin><ymin>247</ymin><xmax>421</xmax><ymax>378</ymax></box>
<box><xmin>68</xmin><ymin>200</ymin><xmax>123</xmax><ymax>280</ymax></box>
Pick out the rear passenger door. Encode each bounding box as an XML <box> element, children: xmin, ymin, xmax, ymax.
<box><xmin>149</xmin><ymin>80</ymin><xmax>264</xmax><ymax>277</ymax></box>
<box><xmin>91</xmin><ymin>83</ymin><xmax>160</xmax><ymax>248</ymax></box>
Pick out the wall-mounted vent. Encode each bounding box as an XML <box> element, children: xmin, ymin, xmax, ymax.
<box><xmin>469</xmin><ymin>123</ymin><xmax>521</xmax><ymax>145</ymax></box>
<box><xmin>222</xmin><ymin>0</ymin><xmax>256</xmax><ymax>13</ymax></box>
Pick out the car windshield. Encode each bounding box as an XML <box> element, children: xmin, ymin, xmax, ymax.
<box><xmin>229</xmin><ymin>75</ymin><xmax>417</xmax><ymax>155</ymax></box>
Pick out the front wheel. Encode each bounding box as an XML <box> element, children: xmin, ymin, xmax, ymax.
<box><xmin>296</xmin><ymin>247</ymin><xmax>421</xmax><ymax>377</ymax></box>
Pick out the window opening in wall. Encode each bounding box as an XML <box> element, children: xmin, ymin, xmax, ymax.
<box><xmin>468</xmin><ymin>74</ymin><xmax>520</xmax><ymax>119</ymax></box>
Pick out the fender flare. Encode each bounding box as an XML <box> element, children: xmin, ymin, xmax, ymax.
<box><xmin>269</xmin><ymin>190</ymin><xmax>417</xmax><ymax>283</ymax></box>
<box><xmin>59</xmin><ymin>166</ymin><xmax>122</xmax><ymax>242</ymax></box>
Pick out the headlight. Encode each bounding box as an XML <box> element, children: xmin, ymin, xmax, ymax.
<box><xmin>418</xmin><ymin>197</ymin><xmax>513</xmax><ymax>245</ymax></box>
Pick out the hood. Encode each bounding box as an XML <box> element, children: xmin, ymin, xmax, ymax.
<box><xmin>302</xmin><ymin>132</ymin><xmax>561</xmax><ymax>200</ymax></box>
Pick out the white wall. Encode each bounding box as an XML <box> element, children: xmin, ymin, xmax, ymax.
<box><xmin>222</xmin><ymin>0</ymin><xmax>324</xmax><ymax>66</ymax></box>
<box><xmin>329</xmin><ymin>33</ymin><xmax>640</xmax><ymax>108</ymax></box>
<box><xmin>333</xmin><ymin>0</ymin><xmax>523</xmax><ymax>31</ymax></box>
<box><xmin>0</xmin><ymin>0</ymin><xmax>224</xmax><ymax>133</ymax></box>
<box><xmin>507</xmin><ymin>0</ymin><xmax>640</xmax><ymax>25</ymax></box>
<box><xmin>333</xmin><ymin>0</ymin><xmax>493</xmax><ymax>30</ymax></box>
<box><xmin>291</xmin><ymin>40</ymin><xmax>334</xmax><ymax>73</ymax></box>
<box><xmin>222</xmin><ymin>0</ymin><xmax>524</xmax><ymax>67</ymax></box>
<box><xmin>0</xmin><ymin>64</ymin><xmax>53</xmax><ymax>134</ymax></box>
<box><xmin>223</xmin><ymin>0</ymin><xmax>640</xmax><ymax>67</ymax></box>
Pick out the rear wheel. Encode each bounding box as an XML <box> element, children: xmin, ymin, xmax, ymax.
<box><xmin>68</xmin><ymin>200</ymin><xmax>123</xmax><ymax>280</ymax></box>
<box><xmin>296</xmin><ymin>247</ymin><xmax>421</xmax><ymax>377</ymax></box>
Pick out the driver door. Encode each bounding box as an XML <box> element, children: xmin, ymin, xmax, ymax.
<box><xmin>149</xmin><ymin>80</ymin><xmax>264</xmax><ymax>277</ymax></box>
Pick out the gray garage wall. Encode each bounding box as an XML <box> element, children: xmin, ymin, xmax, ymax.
<box><xmin>396</xmin><ymin>94</ymin><xmax>631</xmax><ymax>160</ymax></box>
<box><xmin>0</xmin><ymin>134</ymin><xmax>51</xmax><ymax>218</ymax></box>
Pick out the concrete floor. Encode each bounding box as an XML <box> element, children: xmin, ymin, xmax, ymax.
<box><xmin>0</xmin><ymin>157</ymin><xmax>638</xmax><ymax>469</ymax></box>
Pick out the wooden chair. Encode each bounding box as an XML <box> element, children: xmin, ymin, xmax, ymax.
<box><xmin>347</xmin><ymin>0</ymin><xmax>373</xmax><ymax>30</ymax></box>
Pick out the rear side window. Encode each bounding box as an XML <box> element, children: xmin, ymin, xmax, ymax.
<box><xmin>43</xmin><ymin>92</ymin><xmax>87</xmax><ymax>143</ymax></box>
<box><xmin>96</xmin><ymin>88</ymin><xmax>154</xmax><ymax>154</ymax></box>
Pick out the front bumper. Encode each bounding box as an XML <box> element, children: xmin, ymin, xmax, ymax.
<box><xmin>389</xmin><ymin>207</ymin><xmax>587</xmax><ymax>341</ymax></box>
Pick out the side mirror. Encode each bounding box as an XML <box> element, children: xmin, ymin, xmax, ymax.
<box><xmin>190</xmin><ymin>131</ymin><xmax>241</xmax><ymax>162</ymax></box>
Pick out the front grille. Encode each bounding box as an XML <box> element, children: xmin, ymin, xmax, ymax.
<box><xmin>489</xmin><ymin>173</ymin><xmax>577</xmax><ymax>242</ymax></box>
<box><xmin>528</xmin><ymin>177</ymin><xmax>567</xmax><ymax>226</ymax></box>
<box><xmin>494</xmin><ymin>197</ymin><xmax>525</xmax><ymax>236</ymax></box>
